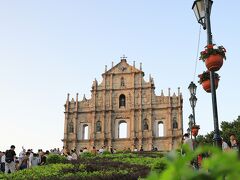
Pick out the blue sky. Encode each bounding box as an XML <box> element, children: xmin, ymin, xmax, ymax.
<box><xmin>0</xmin><ymin>0</ymin><xmax>239</xmax><ymax>153</ymax></box>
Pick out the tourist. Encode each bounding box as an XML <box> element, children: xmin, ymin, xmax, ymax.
<box><xmin>229</xmin><ymin>134</ymin><xmax>240</xmax><ymax>158</ymax></box>
<box><xmin>221</xmin><ymin>138</ymin><xmax>230</xmax><ymax>152</ymax></box>
<box><xmin>110</xmin><ymin>146</ymin><xmax>114</xmax><ymax>154</ymax></box>
<box><xmin>83</xmin><ymin>147</ymin><xmax>88</xmax><ymax>153</ymax></box>
<box><xmin>66</xmin><ymin>152</ymin><xmax>72</xmax><ymax>161</ymax></box>
<box><xmin>0</xmin><ymin>151</ymin><xmax>5</xmax><ymax>172</ymax></box>
<box><xmin>31</xmin><ymin>153</ymin><xmax>40</xmax><ymax>167</ymax></box>
<box><xmin>5</xmin><ymin>145</ymin><xmax>16</xmax><ymax>174</ymax></box>
<box><xmin>71</xmin><ymin>149</ymin><xmax>78</xmax><ymax>160</ymax></box>
<box><xmin>18</xmin><ymin>147</ymin><xmax>26</xmax><ymax>164</ymax></box>
<box><xmin>229</xmin><ymin>134</ymin><xmax>239</xmax><ymax>151</ymax></box>
<box><xmin>183</xmin><ymin>133</ymin><xmax>193</xmax><ymax>151</ymax></box>
<box><xmin>19</xmin><ymin>152</ymin><xmax>30</xmax><ymax>170</ymax></box>
<box><xmin>91</xmin><ymin>146</ymin><xmax>97</xmax><ymax>155</ymax></box>
<box><xmin>79</xmin><ymin>149</ymin><xmax>83</xmax><ymax>155</ymax></box>
<box><xmin>133</xmin><ymin>147</ymin><xmax>138</xmax><ymax>152</ymax></box>
<box><xmin>28</xmin><ymin>149</ymin><xmax>34</xmax><ymax>167</ymax></box>
<box><xmin>40</xmin><ymin>151</ymin><xmax>49</xmax><ymax>165</ymax></box>
<box><xmin>99</xmin><ymin>146</ymin><xmax>104</xmax><ymax>154</ymax></box>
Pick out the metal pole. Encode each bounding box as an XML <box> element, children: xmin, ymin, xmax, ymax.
<box><xmin>204</xmin><ymin>0</ymin><xmax>222</xmax><ymax>148</ymax></box>
<box><xmin>192</xmin><ymin>105</ymin><xmax>197</xmax><ymax>142</ymax></box>
<box><xmin>192</xmin><ymin>106</ymin><xmax>196</xmax><ymax>126</ymax></box>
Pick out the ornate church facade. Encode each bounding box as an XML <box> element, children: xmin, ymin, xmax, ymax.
<box><xmin>62</xmin><ymin>58</ymin><xmax>183</xmax><ymax>151</ymax></box>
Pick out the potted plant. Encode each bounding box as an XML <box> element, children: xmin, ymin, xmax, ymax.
<box><xmin>191</xmin><ymin>125</ymin><xmax>200</xmax><ymax>137</ymax></box>
<box><xmin>198</xmin><ymin>71</ymin><xmax>220</xmax><ymax>93</ymax></box>
<box><xmin>200</xmin><ymin>44</ymin><xmax>226</xmax><ymax>71</ymax></box>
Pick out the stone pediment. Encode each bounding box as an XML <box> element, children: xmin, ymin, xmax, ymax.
<box><xmin>102</xmin><ymin>59</ymin><xmax>143</xmax><ymax>75</ymax></box>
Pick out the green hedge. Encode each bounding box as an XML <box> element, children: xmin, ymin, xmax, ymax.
<box><xmin>46</xmin><ymin>154</ymin><xmax>67</xmax><ymax>164</ymax></box>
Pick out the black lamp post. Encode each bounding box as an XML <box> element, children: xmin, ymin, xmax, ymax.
<box><xmin>188</xmin><ymin>81</ymin><xmax>197</xmax><ymax>126</ymax></box>
<box><xmin>192</xmin><ymin>0</ymin><xmax>222</xmax><ymax>148</ymax></box>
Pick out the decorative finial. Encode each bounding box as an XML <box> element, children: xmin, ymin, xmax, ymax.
<box><xmin>112</xmin><ymin>61</ymin><xmax>114</xmax><ymax>68</ymax></box>
<box><xmin>120</xmin><ymin>55</ymin><xmax>127</xmax><ymax>62</ymax></box>
<box><xmin>133</xmin><ymin>61</ymin><xmax>135</xmax><ymax>67</ymax></box>
<box><xmin>67</xmin><ymin>93</ymin><xmax>70</xmax><ymax>102</ymax></box>
<box><xmin>161</xmin><ymin>90</ymin><xmax>164</xmax><ymax>96</ymax></box>
<box><xmin>83</xmin><ymin>94</ymin><xmax>87</xmax><ymax>101</ymax></box>
<box><xmin>140</xmin><ymin>62</ymin><xmax>142</xmax><ymax>70</ymax></box>
<box><xmin>105</xmin><ymin>65</ymin><xmax>107</xmax><ymax>72</ymax></box>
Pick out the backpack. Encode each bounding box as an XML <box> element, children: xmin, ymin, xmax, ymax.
<box><xmin>5</xmin><ymin>150</ymin><xmax>14</xmax><ymax>163</ymax></box>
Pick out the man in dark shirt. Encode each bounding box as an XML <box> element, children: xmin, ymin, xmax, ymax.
<box><xmin>5</xmin><ymin>145</ymin><xmax>16</xmax><ymax>174</ymax></box>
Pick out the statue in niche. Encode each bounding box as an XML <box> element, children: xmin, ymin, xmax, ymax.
<box><xmin>143</xmin><ymin>120</ymin><xmax>149</xmax><ymax>130</ymax></box>
<box><xmin>68</xmin><ymin>121</ymin><xmax>74</xmax><ymax>133</ymax></box>
<box><xmin>172</xmin><ymin>117</ymin><xmax>178</xmax><ymax>129</ymax></box>
<box><xmin>96</xmin><ymin>121</ymin><xmax>101</xmax><ymax>132</ymax></box>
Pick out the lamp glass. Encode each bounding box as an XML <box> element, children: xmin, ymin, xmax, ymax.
<box><xmin>189</xmin><ymin>95</ymin><xmax>197</xmax><ymax>108</ymax></box>
<box><xmin>188</xmin><ymin>81</ymin><xmax>197</xmax><ymax>96</ymax></box>
<box><xmin>188</xmin><ymin>114</ymin><xmax>194</xmax><ymax>126</ymax></box>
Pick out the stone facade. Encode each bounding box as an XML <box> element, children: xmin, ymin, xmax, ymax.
<box><xmin>62</xmin><ymin>58</ymin><xmax>183</xmax><ymax>152</ymax></box>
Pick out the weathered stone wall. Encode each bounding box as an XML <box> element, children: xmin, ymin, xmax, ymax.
<box><xmin>63</xmin><ymin>59</ymin><xmax>183</xmax><ymax>152</ymax></box>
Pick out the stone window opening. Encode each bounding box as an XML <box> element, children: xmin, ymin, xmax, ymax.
<box><xmin>119</xmin><ymin>94</ymin><xmax>126</xmax><ymax>108</ymax></box>
<box><xmin>118</xmin><ymin>120</ymin><xmax>127</xmax><ymax>138</ymax></box>
<box><xmin>83</xmin><ymin>124</ymin><xmax>89</xmax><ymax>140</ymax></box>
<box><xmin>68</xmin><ymin>121</ymin><xmax>74</xmax><ymax>133</ymax></box>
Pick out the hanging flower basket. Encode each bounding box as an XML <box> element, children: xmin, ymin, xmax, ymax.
<box><xmin>200</xmin><ymin>44</ymin><xmax>226</xmax><ymax>71</ymax></box>
<box><xmin>191</xmin><ymin>125</ymin><xmax>200</xmax><ymax>137</ymax></box>
<box><xmin>198</xmin><ymin>71</ymin><xmax>220</xmax><ymax>93</ymax></box>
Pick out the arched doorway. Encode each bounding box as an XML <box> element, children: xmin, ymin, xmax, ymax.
<box><xmin>83</xmin><ymin>124</ymin><xmax>89</xmax><ymax>140</ymax></box>
<box><xmin>158</xmin><ymin>121</ymin><xmax>164</xmax><ymax>137</ymax></box>
<box><xmin>119</xmin><ymin>121</ymin><xmax>127</xmax><ymax>138</ymax></box>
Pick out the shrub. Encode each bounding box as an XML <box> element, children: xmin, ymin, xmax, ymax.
<box><xmin>147</xmin><ymin>145</ymin><xmax>240</xmax><ymax>179</ymax></box>
<box><xmin>80</xmin><ymin>152</ymin><xmax>94</xmax><ymax>158</ymax></box>
<box><xmin>151</xmin><ymin>157</ymin><xmax>168</xmax><ymax>173</ymax></box>
<box><xmin>102</xmin><ymin>150</ymin><xmax>111</xmax><ymax>155</ymax></box>
<box><xmin>46</xmin><ymin>154</ymin><xmax>67</xmax><ymax>164</ymax></box>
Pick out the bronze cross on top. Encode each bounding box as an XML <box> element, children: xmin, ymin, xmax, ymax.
<box><xmin>120</xmin><ymin>54</ymin><xmax>127</xmax><ymax>60</ymax></box>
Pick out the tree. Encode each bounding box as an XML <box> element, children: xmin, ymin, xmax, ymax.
<box><xmin>220</xmin><ymin>116</ymin><xmax>240</xmax><ymax>145</ymax></box>
<box><xmin>196</xmin><ymin>115</ymin><xmax>240</xmax><ymax>146</ymax></box>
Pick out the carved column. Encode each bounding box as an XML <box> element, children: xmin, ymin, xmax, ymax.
<box><xmin>63</xmin><ymin>93</ymin><xmax>70</xmax><ymax>150</ymax></box>
<box><xmin>73</xmin><ymin>93</ymin><xmax>78</xmax><ymax>149</ymax></box>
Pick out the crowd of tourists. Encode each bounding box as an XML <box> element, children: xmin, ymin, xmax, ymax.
<box><xmin>0</xmin><ymin>145</ymin><xmax>139</xmax><ymax>174</ymax></box>
<box><xmin>0</xmin><ymin>145</ymin><xmax>54</xmax><ymax>174</ymax></box>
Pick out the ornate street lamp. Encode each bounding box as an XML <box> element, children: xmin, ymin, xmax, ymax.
<box><xmin>188</xmin><ymin>81</ymin><xmax>197</xmax><ymax>96</ymax></box>
<box><xmin>192</xmin><ymin>0</ymin><xmax>222</xmax><ymax>148</ymax></box>
<box><xmin>189</xmin><ymin>81</ymin><xmax>197</xmax><ymax>126</ymax></box>
<box><xmin>192</xmin><ymin>0</ymin><xmax>213</xmax><ymax>29</ymax></box>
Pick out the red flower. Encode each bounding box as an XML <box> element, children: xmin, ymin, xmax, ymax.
<box><xmin>207</xmin><ymin>44</ymin><xmax>214</xmax><ymax>49</ymax></box>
